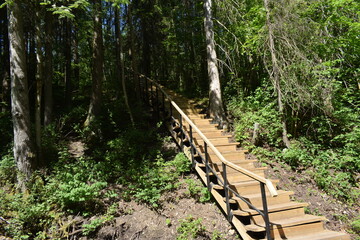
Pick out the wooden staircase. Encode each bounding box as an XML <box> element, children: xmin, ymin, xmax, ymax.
<box><xmin>141</xmin><ymin>76</ymin><xmax>351</xmax><ymax>240</ymax></box>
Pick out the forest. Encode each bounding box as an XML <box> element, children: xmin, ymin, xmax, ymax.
<box><xmin>0</xmin><ymin>0</ymin><xmax>359</xmax><ymax>239</ymax></box>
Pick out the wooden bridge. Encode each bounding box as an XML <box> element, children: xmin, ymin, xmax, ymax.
<box><xmin>139</xmin><ymin>74</ymin><xmax>351</xmax><ymax>240</ymax></box>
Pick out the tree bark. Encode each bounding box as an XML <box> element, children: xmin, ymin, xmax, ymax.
<box><xmin>128</xmin><ymin>3</ymin><xmax>139</xmax><ymax>99</ymax></box>
<box><xmin>8</xmin><ymin>0</ymin><xmax>36</xmax><ymax>192</ymax></box>
<box><xmin>1</xmin><ymin>4</ymin><xmax>10</xmax><ymax>113</ymax></box>
<box><xmin>44</xmin><ymin>10</ymin><xmax>53</xmax><ymax>126</ymax></box>
<box><xmin>35</xmin><ymin>3</ymin><xmax>44</xmax><ymax>166</ymax></box>
<box><xmin>263</xmin><ymin>0</ymin><xmax>291</xmax><ymax>148</ymax></box>
<box><xmin>64</xmin><ymin>18</ymin><xmax>72</xmax><ymax>109</ymax></box>
<box><xmin>115</xmin><ymin>6</ymin><xmax>134</xmax><ymax>125</ymax></box>
<box><xmin>73</xmin><ymin>22</ymin><xmax>80</xmax><ymax>92</ymax></box>
<box><xmin>84</xmin><ymin>0</ymin><xmax>104</xmax><ymax>126</ymax></box>
<box><xmin>204</xmin><ymin>0</ymin><xmax>227</xmax><ymax>126</ymax></box>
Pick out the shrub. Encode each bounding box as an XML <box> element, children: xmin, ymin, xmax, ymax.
<box><xmin>125</xmin><ymin>153</ymin><xmax>191</xmax><ymax>208</ymax></box>
<box><xmin>177</xmin><ymin>215</ymin><xmax>206</xmax><ymax>240</ymax></box>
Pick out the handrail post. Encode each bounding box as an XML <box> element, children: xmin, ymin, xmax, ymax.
<box><xmin>179</xmin><ymin>115</ymin><xmax>184</xmax><ymax>151</ymax></box>
<box><xmin>222</xmin><ymin>163</ymin><xmax>232</xmax><ymax>221</ymax></box>
<box><xmin>204</xmin><ymin>142</ymin><xmax>211</xmax><ymax>191</ymax></box>
<box><xmin>261</xmin><ymin>182</ymin><xmax>272</xmax><ymax>240</ymax></box>
<box><xmin>190</xmin><ymin>125</ymin><xmax>195</xmax><ymax>168</ymax></box>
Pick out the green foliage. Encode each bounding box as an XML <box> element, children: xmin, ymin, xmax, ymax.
<box><xmin>41</xmin><ymin>0</ymin><xmax>90</xmax><ymax>19</ymax></box>
<box><xmin>82</xmin><ymin>214</ymin><xmax>113</xmax><ymax>236</ymax></box>
<box><xmin>125</xmin><ymin>153</ymin><xmax>191</xmax><ymax>208</ymax></box>
<box><xmin>211</xmin><ymin>230</ymin><xmax>225</xmax><ymax>240</ymax></box>
<box><xmin>185</xmin><ymin>179</ymin><xmax>211</xmax><ymax>203</ymax></box>
<box><xmin>0</xmin><ymin>111</ymin><xmax>12</xmax><ymax>156</ymax></box>
<box><xmin>351</xmin><ymin>218</ymin><xmax>360</xmax><ymax>235</ymax></box>
<box><xmin>45</xmin><ymin>156</ymin><xmax>107</xmax><ymax>214</ymax></box>
<box><xmin>229</xmin><ymin>81</ymin><xmax>359</xmax><ymax>203</ymax></box>
<box><xmin>280</xmin><ymin>136</ymin><xmax>359</xmax><ymax>203</ymax></box>
<box><xmin>228</xmin><ymin>87</ymin><xmax>282</xmax><ymax>147</ymax></box>
<box><xmin>0</xmin><ymin>186</ymin><xmax>54</xmax><ymax>239</ymax></box>
<box><xmin>165</xmin><ymin>218</ymin><xmax>172</xmax><ymax>227</ymax></box>
<box><xmin>0</xmin><ymin>149</ymin><xmax>16</xmax><ymax>186</ymax></box>
<box><xmin>176</xmin><ymin>215</ymin><xmax>206</xmax><ymax>240</ymax></box>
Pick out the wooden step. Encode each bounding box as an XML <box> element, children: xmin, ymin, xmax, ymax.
<box><xmin>187</xmin><ymin>114</ymin><xmax>207</xmax><ymax>119</ymax></box>
<box><xmin>288</xmin><ymin>230</ymin><xmax>351</xmax><ymax>240</ymax></box>
<box><xmin>194</xmin><ymin>137</ymin><xmax>234</xmax><ymax>146</ymax></box>
<box><xmin>198</xmin><ymin>160</ymin><xmax>258</xmax><ymax>172</ymax></box>
<box><xmin>165</xmin><ymin>92</ymin><xmax>351</xmax><ymax>240</ymax></box>
<box><xmin>232</xmin><ymin>190</ymin><xmax>294</xmax><ymax>209</ymax></box>
<box><xmin>245</xmin><ymin>214</ymin><xmax>326</xmax><ymax>232</ymax></box>
<box><xmin>196</xmin><ymin>143</ymin><xmax>238</xmax><ymax>152</ymax></box>
<box><xmin>234</xmin><ymin>202</ymin><xmax>308</xmax><ymax>225</ymax></box>
<box><xmin>230</xmin><ymin>179</ymin><xmax>280</xmax><ymax>195</ymax></box>
<box><xmin>191</xmin><ymin>118</ymin><xmax>215</xmax><ymax>124</ymax></box>
<box><xmin>206</xmin><ymin>151</ymin><xmax>247</xmax><ymax>162</ymax></box>
<box><xmin>211</xmin><ymin>168</ymin><xmax>266</xmax><ymax>182</ymax></box>
<box><xmin>192</xmin><ymin>131</ymin><xmax>229</xmax><ymax>139</ymax></box>
<box><xmin>196</xmin><ymin>125</ymin><xmax>220</xmax><ymax>130</ymax></box>
<box><xmin>250</xmin><ymin>221</ymin><xmax>326</xmax><ymax>239</ymax></box>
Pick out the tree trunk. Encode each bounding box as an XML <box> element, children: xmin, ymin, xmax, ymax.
<box><xmin>73</xmin><ymin>22</ymin><xmax>80</xmax><ymax>92</ymax></box>
<box><xmin>128</xmin><ymin>3</ymin><xmax>139</xmax><ymax>99</ymax></box>
<box><xmin>115</xmin><ymin>6</ymin><xmax>134</xmax><ymax>125</ymax></box>
<box><xmin>115</xmin><ymin>7</ymin><xmax>122</xmax><ymax>98</ymax></box>
<box><xmin>140</xmin><ymin>1</ymin><xmax>152</xmax><ymax>77</ymax></box>
<box><xmin>44</xmin><ymin>10</ymin><xmax>53</xmax><ymax>126</ymax></box>
<box><xmin>64</xmin><ymin>18</ymin><xmax>72</xmax><ymax>109</ymax></box>
<box><xmin>84</xmin><ymin>0</ymin><xmax>104</xmax><ymax>127</ymax></box>
<box><xmin>35</xmin><ymin>4</ymin><xmax>44</xmax><ymax>166</ymax></box>
<box><xmin>203</xmin><ymin>0</ymin><xmax>227</xmax><ymax>126</ymax></box>
<box><xmin>1</xmin><ymin>4</ymin><xmax>10</xmax><ymax>113</ymax></box>
<box><xmin>263</xmin><ymin>0</ymin><xmax>291</xmax><ymax>148</ymax></box>
<box><xmin>8</xmin><ymin>0</ymin><xmax>36</xmax><ymax>192</ymax></box>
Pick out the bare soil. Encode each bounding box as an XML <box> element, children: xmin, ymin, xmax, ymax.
<box><xmin>94</xmin><ymin>191</ymin><xmax>239</xmax><ymax>240</ymax></box>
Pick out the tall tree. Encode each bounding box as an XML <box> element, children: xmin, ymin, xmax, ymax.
<box><xmin>84</xmin><ymin>0</ymin><xmax>104</xmax><ymax>126</ymax></box>
<box><xmin>115</xmin><ymin>5</ymin><xmax>134</xmax><ymax>125</ymax></box>
<box><xmin>1</xmin><ymin>3</ymin><xmax>10</xmax><ymax>113</ymax></box>
<box><xmin>128</xmin><ymin>2</ymin><xmax>139</xmax><ymax>98</ymax></box>
<box><xmin>34</xmin><ymin>2</ymin><xmax>45</xmax><ymax>165</ymax></box>
<box><xmin>263</xmin><ymin>0</ymin><xmax>291</xmax><ymax>148</ymax></box>
<box><xmin>43</xmin><ymin>10</ymin><xmax>53</xmax><ymax>126</ymax></box>
<box><xmin>204</xmin><ymin>0</ymin><xmax>226</xmax><ymax>125</ymax></box>
<box><xmin>8</xmin><ymin>0</ymin><xmax>35</xmax><ymax>191</ymax></box>
<box><xmin>64</xmin><ymin>17</ymin><xmax>72</xmax><ymax>108</ymax></box>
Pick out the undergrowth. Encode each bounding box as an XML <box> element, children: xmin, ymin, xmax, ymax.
<box><xmin>0</xmin><ymin>99</ymin><xmax>193</xmax><ymax>238</ymax></box>
<box><xmin>227</xmin><ymin>86</ymin><xmax>359</xmax><ymax>234</ymax></box>
<box><xmin>228</xmin><ymin>87</ymin><xmax>359</xmax><ymax>204</ymax></box>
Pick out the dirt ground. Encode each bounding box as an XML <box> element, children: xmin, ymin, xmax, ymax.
<box><xmin>88</xmin><ymin>162</ymin><xmax>359</xmax><ymax>240</ymax></box>
<box><xmin>93</xmin><ymin>191</ymin><xmax>239</xmax><ymax>240</ymax></box>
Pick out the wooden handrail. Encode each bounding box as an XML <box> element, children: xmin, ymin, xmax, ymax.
<box><xmin>140</xmin><ymin>74</ymin><xmax>278</xmax><ymax>197</ymax></box>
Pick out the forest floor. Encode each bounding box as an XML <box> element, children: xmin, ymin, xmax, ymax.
<box><xmin>69</xmin><ymin>139</ymin><xmax>358</xmax><ymax>240</ymax></box>
<box><xmin>65</xmin><ymin>140</ymin><xmax>239</xmax><ymax>240</ymax></box>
